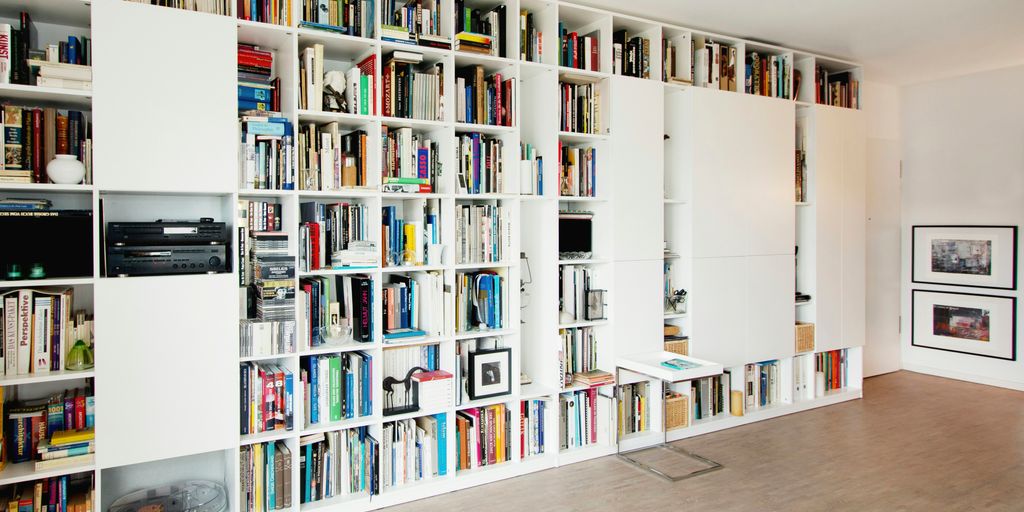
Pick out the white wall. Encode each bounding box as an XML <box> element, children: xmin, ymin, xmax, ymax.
<box><xmin>861</xmin><ymin>81</ymin><xmax>902</xmax><ymax>376</ymax></box>
<box><xmin>900</xmin><ymin>65</ymin><xmax>1024</xmax><ymax>390</ymax></box>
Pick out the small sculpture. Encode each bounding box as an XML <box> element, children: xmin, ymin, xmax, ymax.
<box><xmin>323</xmin><ymin>70</ymin><xmax>347</xmax><ymax>112</ymax></box>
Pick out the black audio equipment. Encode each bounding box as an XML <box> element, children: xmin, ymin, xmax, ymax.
<box><xmin>105</xmin><ymin>244</ymin><xmax>228</xmax><ymax>277</ymax></box>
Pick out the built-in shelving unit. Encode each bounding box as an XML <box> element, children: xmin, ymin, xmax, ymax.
<box><xmin>1</xmin><ymin>0</ymin><xmax>865</xmax><ymax>510</ymax></box>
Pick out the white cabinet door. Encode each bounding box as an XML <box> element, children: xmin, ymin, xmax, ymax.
<box><xmin>742</xmin><ymin>97</ymin><xmax>795</xmax><ymax>257</ymax></box>
<box><xmin>745</xmin><ymin>255</ymin><xmax>795</xmax><ymax>363</ymax></box>
<box><xmin>691</xmin><ymin>257</ymin><xmax>748</xmax><ymax>367</ymax></box>
<box><xmin>610</xmin><ymin>77</ymin><xmax>664</xmax><ymax>261</ymax></box>
<box><xmin>94</xmin><ymin>274</ymin><xmax>238</xmax><ymax>469</ymax></box>
<box><xmin>612</xmin><ymin>260</ymin><xmax>664</xmax><ymax>356</ymax></box>
<box><xmin>92</xmin><ymin>0</ymin><xmax>236</xmax><ymax>193</ymax></box>
<box><xmin>812</xmin><ymin>107</ymin><xmax>844</xmax><ymax>350</ymax></box>
<box><xmin>841</xmin><ymin>111</ymin><xmax>867</xmax><ymax>348</ymax></box>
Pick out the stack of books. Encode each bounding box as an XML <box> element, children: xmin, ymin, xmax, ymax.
<box><xmin>612</xmin><ymin>30</ymin><xmax>650</xmax><ymax>79</ymax></box>
<box><xmin>381</xmin><ymin>202</ymin><xmax>441</xmax><ymax>267</ymax></box>
<box><xmin>559</xmin><ymin>81</ymin><xmax>600</xmax><ymax>134</ymax></box>
<box><xmin>560</xmin><ymin>326</ymin><xmax>597</xmax><ymax>387</ymax></box>
<box><xmin>124</xmin><ymin>0</ymin><xmax>229</xmax><ymax>14</ymax></box>
<box><xmin>816</xmin><ymin>68</ymin><xmax>859</xmax><ymax>109</ymax></box>
<box><xmin>299</xmin><ymin>44</ymin><xmax>377</xmax><ymax>116</ymax></box>
<box><xmin>520</xmin><ymin>399</ymin><xmax>546</xmax><ymax>458</ymax></box>
<box><xmin>300</xmin><ymin>0</ymin><xmax>374</xmax><ymax>37</ymax></box>
<box><xmin>35</xmin><ymin>428</ymin><xmax>95</xmax><ymax>471</ymax></box>
<box><xmin>384</xmin><ymin>0</ymin><xmax>449</xmax><ymax>49</ymax></box>
<box><xmin>519</xmin><ymin>142</ymin><xmax>543</xmax><ymax>195</ymax></box>
<box><xmin>519</xmin><ymin>10</ymin><xmax>542</xmax><ymax>62</ymax></box>
<box><xmin>299</xmin><ymin>201</ymin><xmax>370</xmax><ymax>271</ymax></box>
<box><xmin>558</xmin><ymin>143</ymin><xmax>596</xmax><ymax>197</ymax></box>
<box><xmin>240</xmin><ymin>441</ymin><xmax>292</xmax><ymax>512</ymax></box>
<box><xmin>240</xmin><ymin>363</ymin><xmax>295</xmax><ymax>435</ymax></box>
<box><xmin>559</xmin><ymin>24</ymin><xmax>600</xmax><ymax>71</ymax></box>
<box><xmin>2</xmin><ymin>12</ymin><xmax>91</xmax><ymax>86</ymax></box>
<box><xmin>239</xmin><ymin>113</ymin><xmax>294</xmax><ymax>190</ymax></box>
<box><xmin>299</xmin><ymin>427</ymin><xmax>379</xmax><ymax>502</ymax></box>
<box><xmin>745</xmin><ymin>51</ymin><xmax>791</xmax><ymax>99</ymax></box>
<box><xmin>455</xmin><ymin>203</ymin><xmax>509</xmax><ymax>264</ymax></box>
<box><xmin>692</xmin><ymin>38</ymin><xmax>738</xmax><ymax>91</ymax></box>
<box><xmin>454</xmin><ymin>271</ymin><xmax>503</xmax><ymax>332</ymax></box>
<box><xmin>617</xmin><ymin>381</ymin><xmax>649</xmax><ymax>436</ymax></box>
<box><xmin>28</xmin><ymin>61</ymin><xmax>92</xmax><ymax>91</ymax></box>
<box><xmin>2</xmin><ymin>106</ymin><xmax>91</xmax><ymax>184</ymax></box>
<box><xmin>559</xmin><ymin>388</ymin><xmax>597</xmax><ymax>449</ymax></box>
<box><xmin>382</xmin><ymin>414</ymin><xmax>448</xmax><ymax>488</ymax></box>
<box><xmin>297</xmin><ymin>124</ymin><xmax>370</xmax><ymax>191</ymax></box>
<box><xmin>301</xmin><ymin>351</ymin><xmax>372</xmax><ymax>425</ymax></box>
<box><xmin>455</xmin><ymin>132</ymin><xmax>504</xmax><ymax>194</ymax></box>
<box><xmin>248</xmin><ymin>231</ymin><xmax>295</xmax><ymax>321</ymax></box>
<box><xmin>238</xmin><ymin>44</ymin><xmax>279</xmax><ymax>112</ymax></box>
<box><xmin>381</xmin><ymin>24</ymin><xmax>416</xmax><ymax>45</ymax></box>
<box><xmin>300</xmin><ymin>275</ymin><xmax>374</xmax><ymax>346</ymax></box>
<box><xmin>1</xmin><ymin>288</ymin><xmax>92</xmax><ymax>375</ymax></box>
<box><xmin>237</xmin><ymin>0</ymin><xmax>290</xmax><ymax>26</ymax></box>
<box><xmin>382</xmin><ymin>51</ymin><xmax>443</xmax><ymax>121</ymax></box>
<box><xmin>383</xmin><ymin>275</ymin><xmax>429</xmax><ymax>340</ymax></box>
<box><xmin>455</xmin><ymin>66</ymin><xmax>516</xmax><ymax>126</ymax></box>
<box><xmin>572</xmin><ymin>369</ymin><xmax>614</xmax><ymax>388</ymax></box>
<box><xmin>4</xmin><ymin>474</ymin><xmax>94</xmax><ymax>512</ymax></box>
<box><xmin>455</xmin><ymin>0</ymin><xmax>507</xmax><ymax>57</ymax></box>
<box><xmin>456</xmin><ymin>404</ymin><xmax>510</xmax><ymax>471</ymax></box>
<box><xmin>381</xmin><ymin>126</ymin><xmax>439</xmax><ymax>194</ymax></box>
<box><xmin>454</xmin><ymin>32</ymin><xmax>492</xmax><ymax>55</ymax></box>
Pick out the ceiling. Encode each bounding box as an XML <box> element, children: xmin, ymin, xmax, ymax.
<box><xmin>575</xmin><ymin>0</ymin><xmax>1024</xmax><ymax>85</ymax></box>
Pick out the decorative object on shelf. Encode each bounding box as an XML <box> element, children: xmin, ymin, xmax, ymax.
<box><xmin>383</xmin><ymin>366</ymin><xmax>428</xmax><ymax>416</ymax></box>
<box><xmin>65</xmin><ymin>339</ymin><xmax>94</xmax><ymax>371</ymax></box>
<box><xmin>911</xmin><ymin>289</ymin><xmax>1016</xmax><ymax>361</ymax></box>
<box><xmin>323</xmin><ymin>70</ymin><xmax>347</xmax><ymax>112</ymax></box>
<box><xmin>912</xmin><ymin>225</ymin><xmax>1018</xmax><ymax>290</ymax></box>
<box><xmin>666</xmin><ymin>288</ymin><xmax>687</xmax><ymax>313</ymax></box>
<box><xmin>28</xmin><ymin>263</ymin><xmax>46</xmax><ymax>278</ymax></box>
<box><xmin>585</xmin><ymin>289</ymin><xmax>607</xmax><ymax>320</ymax></box>
<box><xmin>109</xmin><ymin>480</ymin><xmax>228</xmax><ymax>512</ymax></box>
<box><xmin>730</xmin><ymin>391</ymin><xmax>744</xmax><ymax>416</ymax></box>
<box><xmin>664</xmin><ymin>390</ymin><xmax>688</xmax><ymax>430</ymax></box>
<box><xmin>795</xmin><ymin>322</ymin><xmax>815</xmax><ymax>353</ymax></box>
<box><xmin>5</xmin><ymin>264</ymin><xmax>22</xmax><ymax>279</ymax></box>
<box><xmin>46</xmin><ymin>154</ymin><xmax>86</xmax><ymax>184</ymax></box>
<box><xmin>467</xmin><ymin>347</ymin><xmax>512</xmax><ymax>400</ymax></box>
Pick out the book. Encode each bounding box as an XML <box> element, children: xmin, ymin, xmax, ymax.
<box><xmin>559</xmin><ymin>80</ymin><xmax>600</xmax><ymax>134</ymax></box>
<box><xmin>660</xmin><ymin>358</ymin><xmax>702</xmax><ymax>371</ymax></box>
<box><xmin>455</xmin><ymin>132</ymin><xmax>504</xmax><ymax>194</ymax></box>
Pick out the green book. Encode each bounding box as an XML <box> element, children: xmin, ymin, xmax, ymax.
<box><xmin>360</xmin><ymin>75</ymin><xmax>370</xmax><ymax>115</ymax></box>
<box><xmin>329</xmin><ymin>355</ymin><xmax>342</xmax><ymax>421</ymax></box>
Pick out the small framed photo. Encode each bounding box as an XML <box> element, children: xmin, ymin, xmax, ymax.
<box><xmin>912</xmin><ymin>225</ymin><xmax>1018</xmax><ymax>290</ymax></box>
<box><xmin>912</xmin><ymin>290</ymin><xmax>1016</xmax><ymax>361</ymax></box>
<box><xmin>468</xmin><ymin>347</ymin><xmax>512</xmax><ymax>400</ymax></box>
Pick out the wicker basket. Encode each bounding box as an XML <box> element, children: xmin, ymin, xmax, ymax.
<box><xmin>664</xmin><ymin>392</ymin><xmax>689</xmax><ymax>430</ymax></box>
<box><xmin>795</xmin><ymin>322</ymin><xmax>815</xmax><ymax>353</ymax></box>
<box><xmin>665</xmin><ymin>339</ymin><xmax>689</xmax><ymax>356</ymax></box>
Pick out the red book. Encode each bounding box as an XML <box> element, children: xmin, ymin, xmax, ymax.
<box><xmin>520</xmin><ymin>401</ymin><xmax>526</xmax><ymax>458</ymax></box>
<box><xmin>308</xmin><ymin>222</ymin><xmax>321</xmax><ymax>270</ymax></box>
<box><xmin>493</xmin><ymin>73</ymin><xmax>502</xmax><ymax>125</ymax></box>
<box><xmin>262</xmin><ymin>368</ymin><xmax>275</xmax><ymax>432</ymax></box>
<box><xmin>274</xmin><ymin>367</ymin><xmax>285</xmax><ymax>429</ymax></box>
<box><xmin>570</xmin><ymin>32</ymin><xmax>579</xmax><ymax>68</ymax></box>
<box><xmin>32</xmin><ymin>109</ymin><xmax>43</xmax><ymax>182</ymax></box>
<box><xmin>503</xmin><ymin>79</ymin><xmax>513</xmax><ymax>126</ymax></box>
<box><xmin>590</xmin><ymin>37</ymin><xmax>599</xmax><ymax>71</ymax></box>
<box><xmin>357</xmin><ymin>54</ymin><xmax>377</xmax><ymax>115</ymax></box>
<box><xmin>588</xmin><ymin>388</ymin><xmax>597</xmax><ymax>443</ymax></box>
<box><xmin>74</xmin><ymin>389</ymin><xmax>86</xmax><ymax>430</ymax></box>
<box><xmin>382</xmin><ymin>62</ymin><xmax>393</xmax><ymax>117</ymax></box>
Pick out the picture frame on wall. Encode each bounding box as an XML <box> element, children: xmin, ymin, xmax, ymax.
<box><xmin>911</xmin><ymin>290</ymin><xmax>1016</xmax><ymax>361</ymax></box>
<box><xmin>912</xmin><ymin>225</ymin><xmax>1018</xmax><ymax>290</ymax></box>
<box><xmin>467</xmin><ymin>347</ymin><xmax>513</xmax><ymax>400</ymax></box>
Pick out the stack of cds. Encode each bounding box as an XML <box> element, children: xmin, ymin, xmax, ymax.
<box><xmin>249</xmin><ymin>231</ymin><xmax>295</xmax><ymax>321</ymax></box>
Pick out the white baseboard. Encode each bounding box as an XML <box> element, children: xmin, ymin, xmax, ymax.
<box><xmin>901</xmin><ymin>363</ymin><xmax>1024</xmax><ymax>392</ymax></box>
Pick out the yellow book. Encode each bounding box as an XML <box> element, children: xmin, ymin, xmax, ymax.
<box><xmin>403</xmin><ymin>223</ymin><xmax>417</xmax><ymax>264</ymax></box>
<box><xmin>254</xmin><ymin>444</ymin><xmax>263</xmax><ymax>512</ymax></box>
<box><xmin>50</xmin><ymin>428</ymin><xmax>95</xmax><ymax>447</ymax></box>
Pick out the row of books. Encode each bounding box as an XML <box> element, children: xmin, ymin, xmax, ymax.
<box><xmin>297</xmin><ymin>124</ymin><xmax>370</xmax><ymax>191</ymax></box>
<box><xmin>238</xmin><ymin>44</ymin><xmax>281</xmax><ymax>112</ymax></box>
<box><xmin>299</xmin><ymin>427</ymin><xmax>380</xmax><ymax>502</ymax></box>
<box><xmin>694</xmin><ymin>39</ymin><xmax>738</xmax><ymax>91</ymax></box>
<box><xmin>454</xmin><ymin>271</ymin><xmax>504</xmax><ymax>333</ymax></box>
<box><xmin>744</xmin><ymin>360</ymin><xmax>781</xmax><ymax>409</ymax></box>
<box><xmin>299</xmin><ymin>201</ymin><xmax>371</xmax><ymax>271</ymax></box>
<box><xmin>559</xmin><ymin>81</ymin><xmax>600</xmax><ymax>134</ymax></box>
<box><xmin>520</xmin><ymin>399</ymin><xmax>546</xmax><ymax>458</ymax></box>
<box><xmin>559</xmin><ymin>144</ymin><xmax>596</xmax><ymax>197</ymax></box>
<box><xmin>384</xmin><ymin>0</ymin><xmax>442</xmax><ymax>41</ymax></box>
<box><xmin>240</xmin><ymin>319</ymin><xmax>297</xmax><ymax>358</ymax></box>
<box><xmin>519</xmin><ymin>10</ymin><xmax>542</xmax><ymax>63</ymax></box>
<box><xmin>1</xmin><ymin>288</ymin><xmax>91</xmax><ymax>376</ymax></box>
<box><xmin>238</xmin><ymin>0</ymin><xmax>290</xmax><ymax>26</ymax></box>
<box><xmin>6</xmin><ymin>385</ymin><xmax>95</xmax><ymax>468</ymax></box>
<box><xmin>382</xmin><ymin>52</ymin><xmax>443</xmax><ymax>121</ymax></box>
<box><xmin>559</xmin><ymin>327</ymin><xmax>597</xmax><ymax>388</ymax></box>
<box><xmin>381</xmin><ymin>414</ymin><xmax>447</xmax><ymax>489</ymax></box>
<box><xmin>248</xmin><ymin>231</ymin><xmax>295</xmax><ymax>322</ymax></box>
<box><xmin>240</xmin><ymin>441</ymin><xmax>293</xmax><ymax>512</ymax></box>
<box><xmin>519</xmin><ymin>142</ymin><xmax>543</xmax><ymax>195</ymax></box>
<box><xmin>559</xmin><ymin>25</ymin><xmax>599</xmax><ymax>71</ymax></box>
<box><xmin>2</xmin><ymin>106</ymin><xmax>91</xmax><ymax>184</ymax></box>
<box><xmin>454</xmin><ymin>67</ymin><xmax>516</xmax><ymax>127</ymax></box>
<box><xmin>302</xmin><ymin>351</ymin><xmax>372</xmax><ymax>425</ymax></box>
<box><xmin>240</xmin><ymin>362</ymin><xmax>295</xmax><ymax>435</ymax></box>
<box><xmin>1</xmin><ymin>13</ymin><xmax>89</xmax><ymax>83</ymax></box>
<box><xmin>381</xmin><ymin>126</ymin><xmax>439</xmax><ymax>193</ymax></box>
<box><xmin>816</xmin><ymin>349</ymin><xmax>848</xmax><ymax>392</ymax></box>
<box><xmin>381</xmin><ymin>344</ymin><xmax>440</xmax><ymax>411</ymax></box>
<box><xmin>124</xmin><ymin>0</ymin><xmax>229</xmax><ymax>15</ymax></box>
<box><xmin>456</xmin><ymin>132</ymin><xmax>504</xmax><ymax>195</ymax></box>
<box><xmin>455</xmin><ymin>403</ymin><xmax>510</xmax><ymax>471</ymax></box>
<box><xmin>3</xmin><ymin>474</ymin><xmax>93</xmax><ymax>512</ymax></box>
<box><xmin>381</xmin><ymin>202</ymin><xmax>441</xmax><ymax>267</ymax></box>
<box><xmin>617</xmin><ymin>381</ymin><xmax>649</xmax><ymax>436</ymax></box>
<box><xmin>237</xmin><ymin>201</ymin><xmax>284</xmax><ymax>287</ymax></box>
<box><xmin>382</xmin><ymin>273</ymin><xmax>442</xmax><ymax>340</ymax></box>
<box><xmin>454</xmin><ymin>203</ymin><xmax>510</xmax><ymax>265</ymax></box>
<box><xmin>380</xmin><ymin>25</ymin><xmax>451</xmax><ymax>50</ymax></box>
<box><xmin>559</xmin><ymin>265</ymin><xmax>597</xmax><ymax>322</ymax></box>
<box><xmin>692</xmin><ymin>372</ymin><xmax>729</xmax><ymax>421</ymax></box>
<box><xmin>239</xmin><ymin>113</ymin><xmax>295</xmax><ymax>190</ymax></box>
<box><xmin>300</xmin><ymin>45</ymin><xmax>377</xmax><ymax>116</ymax></box>
<box><xmin>795</xmin><ymin>147</ymin><xmax>807</xmax><ymax>202</ymax></box>
<box><xmin>745</xmin><ymin>52</ymin><xmax>792</xmax><ymax>99</ymax></box>
<box><xmin>454</xmin><ymin>1</ymin><xmax>507</xmax><ymax>57</ymax></box>
<box><xmin>300</xmin><ymin>275</ymin><xmax>374</xmax><ymax>346</ymax></box>
<box><xmin>559</xmin><ymin>388</ymin><xmax>597</xmax><ymax>450</ymax></box>
<box><xmin>300</xmin><ymin>0</ymin><xmax>375</xmax><ymax>38</ymax></box>
<box><xmin>612</xmin><ymin>31</ymin><xmax>650</xmax><ymax>79</ymax></box>
<box><xmin>816</xmin><ymin>68</ymin><xmax>859</xmax><ymax>109</ymax></box>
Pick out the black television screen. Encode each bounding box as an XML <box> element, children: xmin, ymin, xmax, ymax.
<box><xmin>558</xmin><ymin>215</ymin><xmax>593</xmax><ymax>254</ymax></box>
<box><xmin>0</xmin><ymin>210</ymin><xmax>93</xmax><ymax>279</ymax></box>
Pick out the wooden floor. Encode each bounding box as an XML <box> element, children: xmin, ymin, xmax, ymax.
<box><xmin>385</xmin><ymin>371</ymin><xmax>1024</xmax><ymax>511</ymax></box>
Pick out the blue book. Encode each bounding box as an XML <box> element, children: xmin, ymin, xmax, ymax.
<box><xmin>345</xmin><ymin>365</ymin><xmax>354</xmax><ymax>418</ymax></box>
<box><xmin>284</xmin><ymin>371</ymin><xmax>294</xmax><ymax>430</ymax></box>
<box><xmin>298</xmin><ymin>20</ymin><xmax>349</xmax><ymax>34</ymax></box>
<box><xmin>267</xmin><ymin>441</ymin><xmax>276</xmax><ymax>509</ymax></box>
<box><xmin>361</xmin><ymin>353</ymin><xmax>371</xmax><ymax>416</ymax></box>
<box><xmin>243</xmin><ymin>120</ymin><xmax>285</xmax><ymax>136</ymax></box>
<box><xmin>309</xmin><ymin>358</ymin><xmax>319</xmax><ymax>424</ymax></box>
<box><xmin>239</xmin><ymin>85</ymin><xmax>273</xmax><ymax>102</ymax></box>
<box><xmin>67</xmin><ymin>36</ymin><xmax>78</xmax><ymax>64</ymax></box>
<box><xmin>304</xmin><ymin>443</ymin><xmax>313</xmax><ymax>502</ymax></box>
<box><xmin>436</xmin><ymin>413</ymin><xmax>447</xmax><ymax>475</ymax></box>
<box><xmin>383</xmin><ymin>328</ymin><xmax>427</xmax><ymax>340</ymax></box>
<box><xmin>238</xmin><ymin>99</ymin><xmax>270</xmax><ymax>111</ymax></box>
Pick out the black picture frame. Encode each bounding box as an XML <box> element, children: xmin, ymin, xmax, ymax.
<box><xmin>467</xmin><ymin>347</ymin><xmax>512</xmax><ymax>400</ymax></box>
<box><xmin>911</xmin><ymin>289</ymin><xmax>1017</xmax><ymax>361</ymax></box>
<box><xmin>911</xmin><ymin>225</ymin><xmax>1018</xmax><ymax>290</ymax></box>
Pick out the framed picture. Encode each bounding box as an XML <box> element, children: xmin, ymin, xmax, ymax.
<box><xmin>467</xmin><ymin>347</ymin><xmax>512</xmax><ymax>400</ymax></box>
<box><xmin>912</xmin><ymin>290</ymin><xmax>1016</xmax><ymax>361</ymax></box>
<box><xmin>912</xmin><ymin>225</ymin><xmax>1018</xmax><ymax>290</ymax></box>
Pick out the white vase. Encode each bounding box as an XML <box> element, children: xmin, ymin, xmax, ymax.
<box><xmin>46</xmin><ymin>154</ymin><xmax>86</xmax><ymax>184</ymax></box>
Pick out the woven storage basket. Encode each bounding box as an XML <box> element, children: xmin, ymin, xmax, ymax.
<box><xmin>795</xmin><ymin>322</ymin><xmax>815</xmax><ymax>353</ymax></box>
<box><xmin>664</xmin><ymin>339</ymin><xmax>689</xmax><ymax>356</ymax></box>
<box><xmin>664</xmin><ymin>393</ymin><xmax>689</xmax><ymax>430</ymax></box>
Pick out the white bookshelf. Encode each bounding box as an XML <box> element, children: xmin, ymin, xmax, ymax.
<box><xmin>0</xmin><ymin>0</ymin><xmax>865</xmax><ymax>509</ymax></box>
